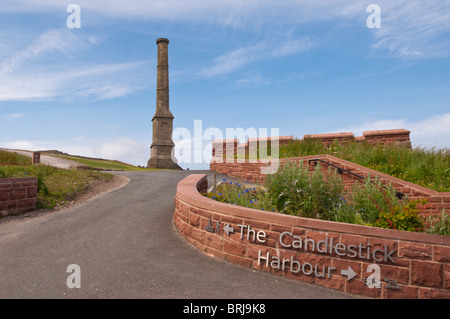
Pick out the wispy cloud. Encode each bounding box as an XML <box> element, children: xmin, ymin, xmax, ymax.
<box><xmin>0</xmin><ymin>61</ymin><xmax>149</xmax><ymax>102</ymax></box>
<box><xmin>0</xmin><ymin>27</ymin><xmax>149</xmax><ymax>102</ymax></box>
<box><xmin>370</xmin><ymin>1</ymin><xmax>450</xmax><ymax>58</ymax></box>
<box><xmin>0</xmin><ymin>28</ymin><xmax>98</xmax><ymax>74</ymax></box>
<box><xmin>3</xmin><ymin>1</ymin><xmax>450</xmax><ymax>60</ymax></box>
<box><xmin>199</xmin><ymin>36</ymin><xmax>313</xmax><ymax>78</ymax></box>
<box><xmin>334</xmin><ymin>113</ymin><xmax>450</xmax><ymax>149</ymax></box>
<box><xmin>4</xmin><ymin>113</ymin><xmax>26</xmax><ymax>120</ymax></box>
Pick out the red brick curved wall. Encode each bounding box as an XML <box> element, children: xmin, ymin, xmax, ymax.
<box><xmin>173</xmin><ymin>174</ymin><xmax>450</xmax><ymax>299</ymax></box>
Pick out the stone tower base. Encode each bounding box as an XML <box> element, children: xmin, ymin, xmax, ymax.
<box><xmin>147</xmin><ymin>156</ymin><xmax>182</xmax><ymax>170</ymax></box>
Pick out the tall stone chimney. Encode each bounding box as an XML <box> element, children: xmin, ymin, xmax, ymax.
<box><xmin>147</xmin><ymin>38</ymin><xmax>181</xmax><ymax>169</ymax></box>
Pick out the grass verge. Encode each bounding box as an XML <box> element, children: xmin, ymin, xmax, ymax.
<box><xmin>1</xmin><ymin>150</ymin><xmax>115</xmax><ymax>210</ymax></box>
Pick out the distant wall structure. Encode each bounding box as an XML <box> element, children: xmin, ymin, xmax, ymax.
<box><xmin>212</xmin><ymin>129</ymin><xmax>411</xmax><ymax>158</ymax></box>
<box><xmin>0</xmin><ymin>177</ymin><xmax>38</xmax><ymax>217</ymax></box>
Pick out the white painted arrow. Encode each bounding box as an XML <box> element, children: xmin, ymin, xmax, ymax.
<box><xmin>224</xmin><ymin>224</ymin><xmax>234</xmax><ymax>236</ymax></box>
<box><xmin>341</xmin><ymin>266</ymin><xmax>357</xmax><ymax>281</ymax></box>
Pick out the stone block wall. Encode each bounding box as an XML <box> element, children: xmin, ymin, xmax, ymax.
<box><xmin>174</xmin><ymin>174</ymin><xmax>450</xmax><ymax>299</ymax></box>
<box><xmin>0</xmin><ymin>177</ymin><xmax>38</xmax><ymax>217</ymax></box>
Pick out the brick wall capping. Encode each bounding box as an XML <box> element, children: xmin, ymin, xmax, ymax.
<box><xmin>363</xmin><ymin>129</ymin><xmax>411</xmax><ymax>137</ymax></box>
<box><xmin>303</xmin><ymin>132</ymin><xmax>354</xmax><ymax>139</ymax></box>
<box><xmin>211</xmin><ymin>139</ymin><xmax>239</xmax><ymax>145</ymax></box>
<box><xmin>0</xmin><ymin>177</ymin><xmax>37</xmax><ymax>184</ymax></box>
<box><xmin>177</xmin><ymin>174</ymin><xmax>450</xmax><ymax>246</ymax></box>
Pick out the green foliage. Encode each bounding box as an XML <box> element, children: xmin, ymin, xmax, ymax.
<box><xmin>374</xmin><ymin>199</ymin><xmax>427</xmax><ymax>232</ymax></box>
<box><xmin>0</xmin><ymin>150</ymin><xmax>30</xmax><ymax>166</ymax></box>
<box><xmin>350</xmin><ymin>177</ymin><xmax>402</xmax><ymax>225</ymax></box>
<box><xmin>205</xmin><ymin>152</ymin><xmax>449</xmax><ymax>235</ymax></box>
<box><xmin>204</xmin><ymin>179</ymin><xmax>275</xmax><ymax>212</ymax></box>
<box><xmin>0</xmin><ymin>164</ymin><xmax>113</xmax><ymax>209</ymax></box>
<box><xmin>279</xmin><ymin>139</ymin><xmax>449</xmax><ymax>192</ymax></box>
<box><xmin>331</xmin><ymin>200</ymin><xmax>365</xmax><ymax>225</ymax></box>
<box><xmin>426</xmin><ymin>209</ymin><xmax>450</xmax><ymax>236</ymax></box>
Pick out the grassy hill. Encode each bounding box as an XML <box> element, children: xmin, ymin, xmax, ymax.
<box><xmin>0</xmin><ymin>149</ymin><xmax>168</xmax><ymax>211</ymax></box>
<box><xmin>41</xmin><ymin>150</ymin><xmax>155</xmax><ymax>171</ymax></box>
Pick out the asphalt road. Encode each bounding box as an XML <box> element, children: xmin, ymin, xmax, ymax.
<box><xmin>0</xmin><ymin>170</ymin><xmax>357</xmax><ymax>299</ymax></box>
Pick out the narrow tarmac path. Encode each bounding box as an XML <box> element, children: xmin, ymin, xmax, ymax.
<box><xmin>0</xmin><ymin>149</ymin><xmax>84</xmax><ymax>169</ymax></box>
<box><xmin>0</xmin><ymin>170</ymin><xmax>357</xmax><ymax>299</ymax></box>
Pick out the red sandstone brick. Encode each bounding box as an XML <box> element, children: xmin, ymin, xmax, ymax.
<box><xmin>316</xmin><ymin>275</ymin><xmax>346</xmax><ymax>292</ymax></box>
<box><xmin>433</xmin><ymin>245</ymin><xmax>450</xmax><ymax>263</ymax></box>
<box><xmin>191</xmin><ymin>227</ymin><xmax>205</xmax><ymax>244</ymax></box>
<box><xmin>429</xmin><ymin>289</ymin><xmax>450</xmax><ymax>299</ymax></box>
<box><xmin>0</xmin><ymin>192</ymin><xmax>9</xmax><ymax>201</ymax></box>
<box><xmin>384</xmin><ymin>284</ymin><xmax>418</xmax><ymax>299</ymax></box>
<box><xmin>243</xmin><ymin>219</ymin><xmax>271</xmax><ymax>230</ymax></box>
<box><xmin>445</xmin><ymin>264</ymin><xmax>450</xmax><ymax>290</ymax></box>
<box><xmin>226</xmin><ymin>254</ymin><xmax>253</xmax><ymax>268</ymax></box>
<box><xmin>223</xmin><ymin>237</ymin><xmax>246</xmax><ymax>256</ymax></box>
<box><xmin>10</xmin><ymin>191</ymin><xmax>26</xmax><ymax>200</ymax></box>
<box><xmin>284</xmin><ymin>269</ymin><xmax>315</xmax><ymax>284</ymax></box>
<box><xmin>17</xmin><ymin>199</ymin><xmax>35</xmax><ymax>209</ymax></box>
<box><xmin>26</xmin><ymin>186</ymin><xmax>37</xmax><ymax>198</ymax></box>
<box><xmin>346</xmin><ymin>279</ymin><xmax>381</xmax><ymax>298</ymax></box>
<box><xmin>220</xmin><ymin>214</ymin><xmax>242</xmax><ymax>225</ymax></box>
<box><xmin>205</xmin><ymin>233</ymin><xmax>223</xmax><ymax>251</ymax></box>
<box><xmin>247</xmin><ymin>244</ymin><xmax>274</xmax><ymax>261</ymax></box>
<box><xmin>205</xmin><ymin>246</ymin><xmax>227</xmax><ymax>260</ymax></box>
<box><xmin>188</xmin><ymin>212</ymin><xmax>202</xmax><ymax>228</ymax></box>
<box><xmin>398</xmin><ymin>242</ymin><xmax>432</xmax><ymax>260</ymax></box>
<box><xmin>6</xmin><ymin>201</ymin><xmax>17</xmax><ymax>209</ymax></box>
<box><xmin>411</xmin><ymin>260</ymin><xmax>443</xmax><ymax>288</ymax></box>
<box><xmin>377</xmin><ymin>263</ymin><xmax>409</xmax><ymax>285</ymax></box>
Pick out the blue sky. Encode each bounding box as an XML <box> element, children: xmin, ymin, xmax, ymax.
<box><xmin>1</xmin><ymin>1</ymin><xmax>449</xmax><ymax>169</ymax></box>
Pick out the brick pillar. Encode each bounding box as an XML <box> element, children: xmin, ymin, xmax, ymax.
<box><xmin>32</xmin><ymin>152</ymin><xmax>40</xmax><ymax>164</ymax></box>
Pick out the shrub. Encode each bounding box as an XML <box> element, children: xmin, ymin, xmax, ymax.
<box><xmin>265</xmin><ymin>161</ymin><xmax>343</xmax><ymax>219</ymax></box>
<box><xmin>331</xmin><ymin>199</ymin><xmax>365</xmax><ymax>225</ymax></box>
<box><xmin>374</xmin><ymin>199</ymin><xmax>426</xmax><ymax>232</ymax></box>
<box><xmin>350</xmin><ymin>177</ymin><xmax>402</xmax><ymax>225</ymax></box>
<box><xmin>204</xmin><ymin>179</ymin><xmax>275</xmax><ymax>212</ymax></box>
<box><xmin>426</xmin><ymin>209</ymin><xmax>450</xmax><ymax>236</ymax></box>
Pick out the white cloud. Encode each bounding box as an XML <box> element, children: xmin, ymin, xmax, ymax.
<box><xmin>4</xmin><ymin>113</ymin><xmax>25</xmax><ymax>119</ymax></box>
<box><xmin>334</xmin><ymin>113</ymin><xmax>450</xmax><ymax>149</ymax></box>
<box><xmin>370</xmin><ymin>1</ymin><xmax>450</xmax><ymax>58</ymax></box>
<box><xmin>97</xmin><ymin>138</ymin><xmax>147</xmax><ymax>164</ymax></box>
<box><xmin>4</xmin><ymin>1</ymin><xmax>449</xmax><ymax>59</ymax></box>
<box><xmin>0</xmin><ymin>27</ymin><xmax>147</xmax><ymax>102</ymax></box>
<box><xmin>0</xmin><ymin>28</ymin><xmax>98</xmax><ymax>75</ymax></box>
<box><xmin>199</xmin><ymin>36</ymin><xmax>313</xmax><ymax>78</ymax></box>
<box><xmin>0</xmin><ymin>60</ymin><xmax>149</xmax><ymax>102</ymax></box>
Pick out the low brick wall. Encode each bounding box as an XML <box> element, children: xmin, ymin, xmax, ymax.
<box><xmin>0</xmin><ymin>177</ymin><xmax>38</xmax><ymax>217</ymax></box>
<box><xmin>174</xmin><ymin>174</ymin><xmax>450</xmax><ymax>299</ymax></box>
<box><xmin>210</xmin><ymin>154</ymin><xmax>450</xmax><ymax>217</ymax></box>
<box><xmin>212</xmin><ymin>129</ymin><xmax>411</xmax><ymax>158</ymax></box>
